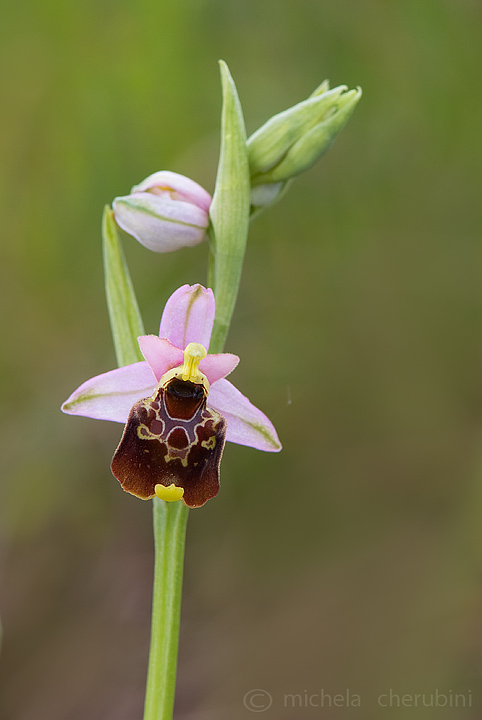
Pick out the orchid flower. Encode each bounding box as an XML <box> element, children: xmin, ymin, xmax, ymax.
<box><xmin>62</xmin><ymin>284</ymin><xmax>281</xmax><ymax>508</ymax></box>
<box><xmin>112</xmin><ymin>171</ymin><xmax>212</xmax><ymax>252</ymax></box>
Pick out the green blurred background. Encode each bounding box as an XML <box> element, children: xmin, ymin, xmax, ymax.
<box><xmin>1</xmin><ymin>0</ymin><xmax>482</xmax><ymax>718</ymax></box>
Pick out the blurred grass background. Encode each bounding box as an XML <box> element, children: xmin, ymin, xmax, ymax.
<box><xmin>1</xmin><ymin>0</ymin><xmax>482</xmax><ymax>718</ymax></box>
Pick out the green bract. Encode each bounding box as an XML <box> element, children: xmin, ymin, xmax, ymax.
<box><xmin>102</xmin><ymin>207</ymin><xmax>145</xmax><ymax>367</ymax></box>
<box><xmin>208</xmin><ymin>61</ymin><xmax>251</xmax><ymax>354</ymax></box>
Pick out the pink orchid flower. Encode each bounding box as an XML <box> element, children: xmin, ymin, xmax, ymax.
<box><xmin>62</xmin><ymin>284</ymin><xmax>281</xmax><ymax>508</ymax></box>
<box><xmin>112</xmin><ymin>171</ymin><xmax>212</xmax><ymax>253</ymax></box>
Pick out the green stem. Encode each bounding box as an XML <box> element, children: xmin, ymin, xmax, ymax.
<box><xmin>143</xmin><ymin>61</ymin><xmax>248</xmax><ymax>716</ymax></box>
<box><xmin>143</xmin><ymin>499</ymin><xmax>189</xmax><ymax>720</ymax></box>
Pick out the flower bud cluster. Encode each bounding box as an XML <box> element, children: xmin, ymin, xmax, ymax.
<box><xmin>110</xmin><ymin>79</ymin><xmax>361</xmax><ymax>250</ymax></box>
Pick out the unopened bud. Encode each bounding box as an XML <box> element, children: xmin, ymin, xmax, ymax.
<box><xmin>113</xmin><ymin>171</ymin><xmax>212</xmax><ymax>253</ymax></box>
<box><xmin>247</xmin><ymin>82</ymin><xmax>361</xmax><ymax>210</ymax></box>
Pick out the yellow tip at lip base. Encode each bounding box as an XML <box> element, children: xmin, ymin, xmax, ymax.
<box><xmin>155</xmin><ymin>483</ymin><xmax>185</xmax><ymax>502</ymax></box>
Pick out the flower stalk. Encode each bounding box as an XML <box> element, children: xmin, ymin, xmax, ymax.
<box><xmin>143</xmin><ymin>54</ymin><xmax>252</xmax><ymax>709</ymax></box>
<box><xmin>144</xmin><ymin>61</ymin><xmax>251</xmax><ymax>715</ymax></box>
<box><xmin>143</xmin><ymin>499</ymin><xmax>188</xmax><ymax>720</ymax></box>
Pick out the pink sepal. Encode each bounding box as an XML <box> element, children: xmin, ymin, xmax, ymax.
<box><xmin>208</xmin><ymin>379</ymin><xmax>282</xmax><ymax>452</ymax></box>
<box><xmin>61</xmin><ymin>361</ymin><xmax>156</xmax><ymax>424</ymax></box>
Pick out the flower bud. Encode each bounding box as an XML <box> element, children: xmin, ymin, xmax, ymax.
<box><xmin>112</xmin><ymin>171</ymin><xmax>212</xmax><ymax>253</ymax></box>
<box><xmin>247</xmin><ymin>82</ymin><xmax>362</xmax><ymax>197</ymax></box>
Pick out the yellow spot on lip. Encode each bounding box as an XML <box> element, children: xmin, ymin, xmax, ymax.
<box><xmin>155</xmin><ymin>483</ymin><xmax>184</xmax><ymax>502</ymax></box>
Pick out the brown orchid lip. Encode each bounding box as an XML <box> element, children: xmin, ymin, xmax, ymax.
<box><xmin>110</xmin><ymin>371</ymin><xmax>227</xmax><ymax>508</ymax></box>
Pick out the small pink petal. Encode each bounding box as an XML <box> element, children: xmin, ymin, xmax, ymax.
<box><xmin>208</xmin><ymin>378</ymin><xmax>282</xmax><ymax>452</ymax></box>
<box><xmin>137</xmin><ymin>335</ymin><xmax>184</xmax><ymax>382</ymax></box>
<box><xmin>132</xmin><ymin>171</ymin><xmax>212</xmax><ymax>212</ymax></box>
<box><xmin>200</xmin><ymin>353</ymin><xmax>239</xmax><ymax>384</ymax></box>
<box><xmin>159</xmin><ymin>284</ymin><xmax>215</xmax><ymax>350</ymax></box>
<box><xmin>61</xmin><ymin>361</ymin><xmax>156</xmax><ymax>423</ymax></box>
